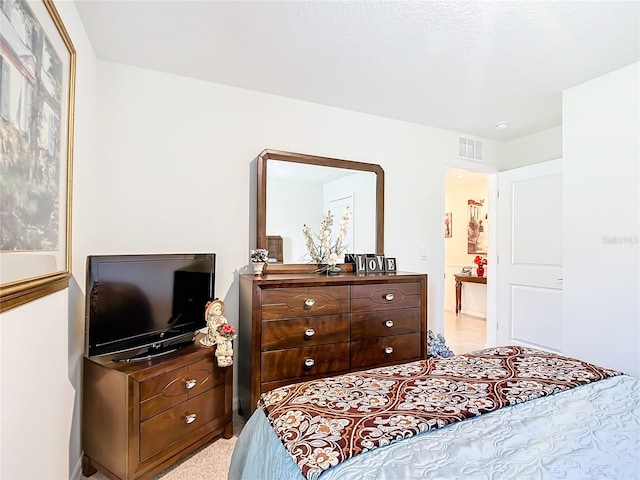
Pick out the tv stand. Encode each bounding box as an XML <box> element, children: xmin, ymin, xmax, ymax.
<box><xmin>82</xmin><ymin>334</ymin><xmax>232</xmax><ymax>480</ymax></box>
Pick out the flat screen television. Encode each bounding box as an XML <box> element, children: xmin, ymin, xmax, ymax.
<box><xmin>85</xmin><ymin>253</ymin><xmax>215</xmax><ymax>360</ymax></box>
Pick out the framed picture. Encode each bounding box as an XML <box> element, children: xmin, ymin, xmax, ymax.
<box><xmin>467</xmin><ymin>199</ymin><xmax>487</xmax><ymax>254</ymax></box>
<box><xmin>0</xmin><ymin>0</ymin><xmax>76</xmax><ymax>312</ymax></box>
<box><xmin>445</xmin><ymin>212</ymin><xmax>452</xmax><ymax>238</ymax></box>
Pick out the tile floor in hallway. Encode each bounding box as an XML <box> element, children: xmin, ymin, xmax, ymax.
<box><xmin>443</xmin><ymin>309</ymin><xmax>486</xmax><ymax>355</ymax></box>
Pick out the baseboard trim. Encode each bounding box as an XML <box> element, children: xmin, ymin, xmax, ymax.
<box><xmin>71</xmin><ymin>456</ymin><xmax>83</xmax><ymax>480</ymax></box>
<box><xmin>460</xmin><ymin>309</ymin><xmax>486</xmax><ymax>318</ymax></box>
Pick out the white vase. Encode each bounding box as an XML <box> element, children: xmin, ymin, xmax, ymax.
<box><xmin>252</xmin><ymin>261</ymin><xmax>265</xmax><ymax>275</ymax></box>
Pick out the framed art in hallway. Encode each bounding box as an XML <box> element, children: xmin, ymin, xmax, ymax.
<box><xmin>445</xmin><ymin>212</ymin><xmax>452</xmax><ymax>238</ymax></box>
<box><xmin>0</xmin><ymin>0</ymin><xmax>76</xmax><ymax>312</ymax></box>
<box><xmin>467</xmin><ymin>199</ymin><xmax>487</xmax><ymax>254</ymax></box>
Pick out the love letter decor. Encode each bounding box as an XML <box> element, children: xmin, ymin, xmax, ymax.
<box><xmin>349</xmin><ymin>254</ymin><xmax>397</xmax><ymax>274</ymax></box>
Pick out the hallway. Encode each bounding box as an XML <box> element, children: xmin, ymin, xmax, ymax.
<box><xmin>443</xmin><ymin>310</ymin><xmax>486</xmax><ymax>355</ymax></box>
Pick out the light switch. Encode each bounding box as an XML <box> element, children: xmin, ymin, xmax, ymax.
<box><xmin>419</xmin><ymin>247</ymin><xmax>428</xmax><ymax>260</ymax></box>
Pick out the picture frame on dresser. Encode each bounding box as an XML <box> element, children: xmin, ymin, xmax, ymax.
<box><xmin>0</xmin><ymin>0</ymin><xmax>76</xmax><ymax>313</ymax></box>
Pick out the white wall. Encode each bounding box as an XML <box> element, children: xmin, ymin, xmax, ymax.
<box><xmin>0</xmin><ymin>1</ymin><xmax>99</xmax><ymax>478</ymax></box>
<box><xmin>562</xmin><ymin>62</ymin><xmax>639</xmax><ymax>377</ymax></box>
<box><xmin>1</xmin><ymin>293</ymin><xmax>74</xmax><ymax>476</ymax></box>
<box><xmin>500</xmin><ymin>126</ymin><xmax>563</xmax><ymax>170</ymax></box>
<box><xmin>267</xmin><ymin>176</ymin><xmax>323</xmax><ymax>262</ymax></box>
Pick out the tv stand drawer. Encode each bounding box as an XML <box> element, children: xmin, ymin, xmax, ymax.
<box><xmin>139</xmin><ymin>357</ymin><xmax>222</xmax><ymax>420</ymax></box>
<box><xmin>139</xmin><ymin>384</ymin><xmax>226</xmax><ymax>461</ymax></box>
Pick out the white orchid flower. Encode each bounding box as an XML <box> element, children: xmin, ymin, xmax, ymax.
<box><xmin>303</xmin><ymin>209</ymin><xmax>351</xmax><ymax>266</ymax></box>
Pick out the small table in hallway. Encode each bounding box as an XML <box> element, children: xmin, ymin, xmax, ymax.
<box><xmin>454</xmin><ymin>274</ymin><xmax>487</xmax><ymax>315</ymax></box>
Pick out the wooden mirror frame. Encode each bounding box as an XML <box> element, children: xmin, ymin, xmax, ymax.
<box><xmin>257</xmin><ymin>149</ymin><xmax>385</xmax><ymax>273</ymax></box>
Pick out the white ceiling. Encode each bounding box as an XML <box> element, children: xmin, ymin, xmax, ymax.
<box><xmin>75</xmin><ymin>0</ymin><xmax>639</xmax><ymax>141</ymax></box>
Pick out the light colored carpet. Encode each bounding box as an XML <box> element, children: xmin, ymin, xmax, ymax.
<box><xmin>83</xmin><ymin>412</ymin><xmax>246</xmax><ymax>480</ymax></box>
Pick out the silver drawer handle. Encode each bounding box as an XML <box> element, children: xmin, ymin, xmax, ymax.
<box><xmin>305</xmin><ymin>328</ymin><xmax>316</xmax><ymax>337</ymax></box>
<box><xmin>384</xmin><ymin>293</ymin><xmax>394</xmax><ymax>301</ymax></box>
<box><xmin>304</xmin><ymin>358</ymin><xmax>315</xmax><ymax>368</ymax></box>
<box><xmin>185</xmin><ymin>379</ymin><xmax>197</xmax><ymax>389</ymax></box>
<box><xmin>185</xmin><ymin>413</ymin><xmax>197</xmax><ymax>424</ymax></box>
<box><xmin>385</xmin><ymin>320</ymin><xmax>394</xmax><ymax>328</ymax></box>
<box><xmin>384</xmin><ymin>346</ymin><xmax>394</xmax><ymax>354</ymax></box>
<box><xmin>304</xmin><ymin>298</ymin><xmax>316</xmax><ymax>307</ymax></box>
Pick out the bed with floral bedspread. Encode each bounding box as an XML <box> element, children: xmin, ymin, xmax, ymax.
<box><xmin>229</xmin><ymin>346</ymin><xmax>640</xmax><ymax>480</ymax></box>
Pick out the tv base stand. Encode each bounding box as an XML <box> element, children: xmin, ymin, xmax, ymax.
<box><xmin>82</xmin><ymin>335</ymin><xmax>232</xmax><ymax>480</ymax></box>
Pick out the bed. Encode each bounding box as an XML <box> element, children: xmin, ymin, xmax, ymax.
<box><xmin>229</xmin><ymin>346</ymin><xmax>640</xmax><ymax>480</ymax></box>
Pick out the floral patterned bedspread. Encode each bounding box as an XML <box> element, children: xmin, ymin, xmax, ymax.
<box><xmin>258</xmin><ymin>346</ymin><xmax>622</xmax><ymax>480</ymax></box>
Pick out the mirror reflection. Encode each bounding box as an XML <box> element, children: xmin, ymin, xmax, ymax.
<box><xmin>266</xmin><ymin>161</ymin><xmax>377</xmax><ymax>263</ymax></box>
<box><xmin>257</xmin><ymin>149</ymin><xmax>384</xmax><ymax>271</ymax></box>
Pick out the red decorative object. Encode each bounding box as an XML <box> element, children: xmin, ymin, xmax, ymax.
<box><xmin>473</xmin><ymin>255</ymin><xmax>487</xmax><ymax>277</ymax></box>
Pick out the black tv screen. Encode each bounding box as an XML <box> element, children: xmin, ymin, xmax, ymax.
<box><xmin>85</xmin><ymin>253</ymin><xmax>215</xmax><ymax>358</ymax></box>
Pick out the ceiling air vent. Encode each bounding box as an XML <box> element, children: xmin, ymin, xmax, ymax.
<box><xmin>458</xmin><ymin>136</ymin><xmax>483</xmax><ymax>161</ymax></box>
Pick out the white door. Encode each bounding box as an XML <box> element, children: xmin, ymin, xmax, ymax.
<box><xmin>496</xmin><ymin>159</ymin><xmax>563</xmax><ymax>351</ymax></box>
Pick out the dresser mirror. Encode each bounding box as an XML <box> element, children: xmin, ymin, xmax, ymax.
<box><xmin>257</xmin><ymin>149</ymin><xmax>384</xmax><ymax>272</ymax></box>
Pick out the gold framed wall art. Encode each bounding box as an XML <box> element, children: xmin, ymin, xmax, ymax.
<box><xmin>0</xmin><ymin>0</ymin><xmax>76</xmax><ymax>312</ymax></box>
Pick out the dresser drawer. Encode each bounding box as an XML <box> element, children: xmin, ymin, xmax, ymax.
<box><xmin>139</xmin><ymin>357</ymin><xmax>222</xmax><ymax>421</ymax></box>
<box><xmin>262</xmin><ymin>314</ymin><xmax>350</xmax><ymax>351</ymax></box>
<box><xmin>139</xmin><ymin>384</ymin><xmax>225</xmax><ymax>461</ymax></box>
<box><xmin>351</xmin><ymin>308</ymin><xmax>420</xmax><ymax>340</ymax></box>
<box><xmin>351</xmin><ymin>282</ymin><xmax>422</xmax><ymax>312</ymax></box>
<box><xmin>261</xmin><ymin>286</ymin><xmax>350</xmax><ymax>320</ymax></box>
<box><xmin>261</xmin><ymin>342</ymin><xmax>350</xmax><ymax>383</ymax></box>
<box><xmin>351</xmin><ymin>333</ymin><xmax>422</xmax><ymax>369</ymax></box>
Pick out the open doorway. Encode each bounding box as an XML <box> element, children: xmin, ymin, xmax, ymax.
<box><xmin>443</xmin><ymin>168</ymin><xmax>488</xmax><ymax>354</ymax></box>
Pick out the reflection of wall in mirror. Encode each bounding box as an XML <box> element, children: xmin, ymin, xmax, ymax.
<box><xmin>267</xmin><ymin>176</ymin><xmax>322</xmax><ymax>262</ymax></box>
<box><xmin>324</xmin><ymin>171</ymin><xmax>376</xmax><ymax>256</ymax></box>
<box><xmin>266</xmin><ymin>172</ymin><xmax>376</xmax><ymax>263</ymax></box>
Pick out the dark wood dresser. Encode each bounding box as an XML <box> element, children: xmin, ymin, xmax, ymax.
<box><xmin>238</xmin><ymin>271</ymin><xmax>428</xmax><ymax>416</ymax></box>
<box><xmin>82</xmin><ymin>337</ymin><xmax>233</xmax><ymax>480</ymax></box>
